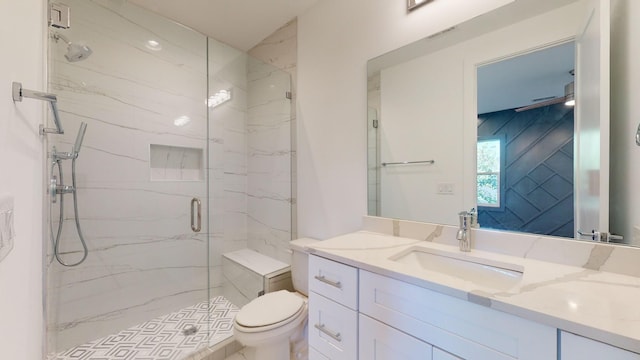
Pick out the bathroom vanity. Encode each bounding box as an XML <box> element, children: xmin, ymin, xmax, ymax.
<box><xmin>306</xmin><ymin>225</ymin><xmax>640</xmax><ymax>360</ymax></box>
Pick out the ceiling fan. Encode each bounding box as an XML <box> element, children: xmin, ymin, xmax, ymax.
<box><xmin>515</xmin><ymin>81</ymin><xmax>574</xmax><ymax>112</ymax></box>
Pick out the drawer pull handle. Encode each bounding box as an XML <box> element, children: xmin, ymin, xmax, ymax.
<box><xmin>314</xmin><ymin>323</ymin><xmax>342</xmax><ymax>342</ymax></box>
<box><xmin>314</xmin><ymin>275</ymin><xmax>342</xmax><ymax>289</ymax></box>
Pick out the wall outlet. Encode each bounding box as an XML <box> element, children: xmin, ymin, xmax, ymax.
<box><xmin>437</xmin><ymin>183</ymin><xmax>455</xmax><ymax>195</ymax></box>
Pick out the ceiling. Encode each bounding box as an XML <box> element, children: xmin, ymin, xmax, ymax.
<box><xmin>477</xmin><ymin>41</ymin><xmax>575</xmax><ymax>114</ymax></box>
<box><xmin>128</xmin><ymin>0</ymin><xmax>320</xmax><ymax>51</ymax></box>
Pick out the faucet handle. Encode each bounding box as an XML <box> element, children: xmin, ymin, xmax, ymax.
<box><xmin>468</xmin><ymin>208</ymin><xmax>479</xmax><ymax>228</ymax></box>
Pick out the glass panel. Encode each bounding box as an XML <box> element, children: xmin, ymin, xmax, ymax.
<box><xmin>367</xmin><ymin>107</ymin><xmax>379</xmax><ymax>216</ymax></box>
<box><xmin>477</xmin><ymin>139</ymin><xmax>501</xmax><ymax>173</ymax></box>
<box><xmin>204</xmin><ymin>36</ymin><xmax>295</xmax><ymax>358</ymax></box>
<box><xmin>46</xmin><ymin>0</ymin><xmax>210</xmax><ymax>358</ymax></box>
<box><xmin>477</xmin><ymin>174</ymin><xmax>500</xmax><ymax>206</ymax></box>
<box><xmin>207</xmin><ymin>37</ymin><xmax>293</xmax><ymax>311</ymax></box>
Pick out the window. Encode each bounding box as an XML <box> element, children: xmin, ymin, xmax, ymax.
<box><xmin>477</xmin><ymin>138</ymin><xmax>502</xmax><ymax>208</ymax></box>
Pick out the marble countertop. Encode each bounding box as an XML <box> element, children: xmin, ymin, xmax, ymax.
<box><xmin>306</xmin><ymin>231</ymin><xmax>640</xmax><ymax>353</ymax></box>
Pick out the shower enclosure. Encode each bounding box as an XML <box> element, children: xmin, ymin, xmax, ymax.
<box><xmin>45</xmin><ymin>1</ymin><xmax>293</xmax><ymax>359</ymax></box>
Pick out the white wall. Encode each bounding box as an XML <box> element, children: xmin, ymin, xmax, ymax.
<box><xmin>0</xmin><ymin>0</ymin><xmax>45</xmax><ymax>359</ymax></box>
<box><xmin>297</xmin><ymin>0</ymin><xmax>594</xmax><ymax>239</ymax></box>
<box><xmin>611</xmin><ymin>0</ymin><xmax>640</xmax><ymax>246</ymax></box>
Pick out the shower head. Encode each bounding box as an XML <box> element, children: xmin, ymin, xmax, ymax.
<box><xmin>73</xmin><ymin>122</ymin><xmax>87</xmax><ymax>156</ymax></box>
<box><xmin>65</xmin><ymin>43</ymin><xmax>93</xmax><ymax>62</ymax></box>
<box><xmin>53</xmin><ymin>33</ymin><xmax>93</xmax><ymax>62</ymax></box>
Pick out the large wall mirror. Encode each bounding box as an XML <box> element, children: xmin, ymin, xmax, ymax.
<box><xmin>367</xmin><ymin>0</ymin><xmax>640</xmax><ymax>247</ymax></box>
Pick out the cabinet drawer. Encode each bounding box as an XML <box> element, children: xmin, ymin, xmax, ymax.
<box><xmin>359</xmin><ymin>271</ymin><xmax>556</xmax><ymax>360</ymax></box>
<box><xmin>360</xmin><ymin>313</ymin><xmax>432</xmax><ymax>360</ymax></box>
<box><xmin>309</xmin><ymin>291</ymin><xmax>358</xmax><ymax>360</ymax></box>
<box><xmin>560</xmin><ymin>332</ymin><xmax>640</xmax><ymax>359</ymax></box>
<box><xmin>309</xmin><ymin>255</ymin><xmax>358</xmax><ymax>310</ymax></box>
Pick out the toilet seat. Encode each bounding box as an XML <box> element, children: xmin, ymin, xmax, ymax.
<box><xmin>235</xmin><ymin>290</ymin><xmax>306</xmax><ymax>333</ymax></box>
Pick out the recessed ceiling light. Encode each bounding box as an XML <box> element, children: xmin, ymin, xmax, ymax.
<box><xmin>174</xmin><ymin>115</ymin><xmax>191</xmax><ymax>127</ymax></box>
<box><xmin>207</xmin><ymin>89</ymin><xmax>232</xmax><ymax>108</ymax></box>
<box><xmin>146</xmin><ymin>40</ymin><xmax>162</xmax><ymax>51</ymax></box>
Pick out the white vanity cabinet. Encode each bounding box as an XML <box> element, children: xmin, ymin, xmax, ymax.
<box><xmin>359</xmin><ymin>270</ymin><xmax>557</xmax><ymax>360</ymax></box>
<box><xmin>310</xmin><ymin>255</ymin><xmax>640</xmax><ymax>360</ymax></box>
<box><xmin>560</xmin><ymin>332</ymin><xmax>640</xmax><ymax>359</ymax></box>
<box><xmin>308</xmin><ymin>255</ymin><xmax>359</xmax><ymax>360</ymax></box>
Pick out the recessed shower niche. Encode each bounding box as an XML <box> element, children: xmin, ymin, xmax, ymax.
<box><xmin>149</xmin><ymin>144</ymin><xmax>204</xmax><ymax>181</ymax></box>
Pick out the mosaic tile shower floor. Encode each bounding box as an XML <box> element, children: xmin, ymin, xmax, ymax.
<box><xmin>50</xmin><ymin>296</ymin><xmax>239</xmax><ymax>360</ymax></box>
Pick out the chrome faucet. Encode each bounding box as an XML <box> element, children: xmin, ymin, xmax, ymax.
<box><xmin>456</xmin><ymin>208</ymin><xmax>478</xmax><ymax>252</ymax></box>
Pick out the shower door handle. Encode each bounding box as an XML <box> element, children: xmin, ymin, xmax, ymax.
<box><xmin>191</xmin><ymin>198</ymin><xmax>201</xmax><ymax>233</ymax></box>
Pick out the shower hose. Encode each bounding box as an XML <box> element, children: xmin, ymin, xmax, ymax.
<box><xmin>50</xmin><ymin>157</ymin><xmax>88</xmax><ymax>267</ymax></box>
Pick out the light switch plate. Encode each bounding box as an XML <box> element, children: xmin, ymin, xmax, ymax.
<box><xmin>437</xmin><ymin>183</ymin><xmax>455</xmax><ymax>195</ymax></box>
<box><xmin>0</xmin><ymin>195</ymin><xmax>15</xmax><ymax>263</ymax></box>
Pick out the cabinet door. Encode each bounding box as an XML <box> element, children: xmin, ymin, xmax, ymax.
<box><xmin>433</xmin><ymin>347</ymin><xmax>463</xmax><ymax>360</ymax></box>
<box><xmin>561</xmin><ymin>332</ymin><xmax>640</xmax><ymax>359</ymax></box>
<box><xmin>359</xmin><ymin>314</ymin><xmax>432</xmax><ymax>360</ymax></box>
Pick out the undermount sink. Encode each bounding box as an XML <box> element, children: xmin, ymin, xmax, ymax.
<box><xmin>389</xmin><ymin>246</ymin><xmax>524</xmax><ymax>291</ymax></box>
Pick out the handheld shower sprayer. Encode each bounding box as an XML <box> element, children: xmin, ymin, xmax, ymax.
<box><xmin>50</xmin><ymin>122</ymin><xmax>89</xmax><ymax>266</ymax></box>
<box><xmin>73</xmin><ymin>122</ymin><xmax>87</xmax><ymax>156</ymax></box>
<box><xmin>52</xmin><ymin>122</ymin><xmax>87</xmax><ymax>160</ymax></box>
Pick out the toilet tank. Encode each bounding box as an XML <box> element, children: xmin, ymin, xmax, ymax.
<box><xmin>290</xmin><ymin>238</ymin><xmax>319</xmax><ymax>296</ymax></box>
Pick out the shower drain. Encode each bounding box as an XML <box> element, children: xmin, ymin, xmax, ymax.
<box><xmin>182</xmin><ymin>325</ymin><xmax>199</xmax><ymax>336</ymax></box>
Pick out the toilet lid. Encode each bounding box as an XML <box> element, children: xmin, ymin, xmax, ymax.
<box><xmin>235</xmin><ymin>290</ymin><xmax>305</xmax><ymax>328</ymax></box>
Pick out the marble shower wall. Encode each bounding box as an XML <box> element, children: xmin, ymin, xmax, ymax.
<box><xmin>47</xmin><ymin>0</ymin><xmax>210</xmax><ymax>352</ymax></box>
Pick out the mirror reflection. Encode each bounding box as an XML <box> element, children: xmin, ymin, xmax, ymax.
<box><xmin>367</xmin><ymin>0</ymin><xmax>639</xmax><ymax>247</ymax></box>
<box><xmin>476</xmin><ymin>42</ymin><xmax>576</xmax><ymax>238</ymax></box>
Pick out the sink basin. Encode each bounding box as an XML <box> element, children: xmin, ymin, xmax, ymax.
<box><xmin>389</xmin><ymin>246</ymin><xmax>524</xmax><ymax>291</ymax></box>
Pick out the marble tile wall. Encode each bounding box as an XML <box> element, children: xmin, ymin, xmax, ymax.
<box><xmin>362</xmin><ymin>216</ymin><xmax>640</xmax><ymax>278</ymax></box>
<box><xmin>47</xmin><ymin>0</ymin><xmax>210</xmax><ymax>352</ymax></box>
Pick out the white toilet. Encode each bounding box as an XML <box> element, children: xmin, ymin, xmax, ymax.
<box><xmin>233</xmin><ymin>238</ymin><xmax>318</xmax><ymax>360</ymax></box>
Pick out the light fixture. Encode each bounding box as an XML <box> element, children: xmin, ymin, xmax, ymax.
<box><xmin>174</xmin><ymin>115</ymin><xmax>191</xmax><ymax>127</ymax></box>
<box><xmin>516</xmin><ymin>80</ymin><xmax>576</xmax><ymax>112</ymax></box>
<box><xmin>145</xmin><ymin>40</ymin><xmax>162</xmax><ymax>51</ymax></box>
<box><xmin>207</xmin><ymin>89</ymin><xmax>232</xmax><ymax>108</ymax></box>
<box><xmin>564</xmin><ymin>81</ymin><xmax>575</xmax><ymax>106</ymax></box>
<box><xmin>407</xmin><ymin>0</ymin><xmax>435</xmax><ymax>12</ymax></box>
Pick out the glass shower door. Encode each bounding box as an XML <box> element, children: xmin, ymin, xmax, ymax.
<box><xmin>46</xmin><ymin>0</ymin><xmax>211</xmax><ymax>358</ymax></box>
